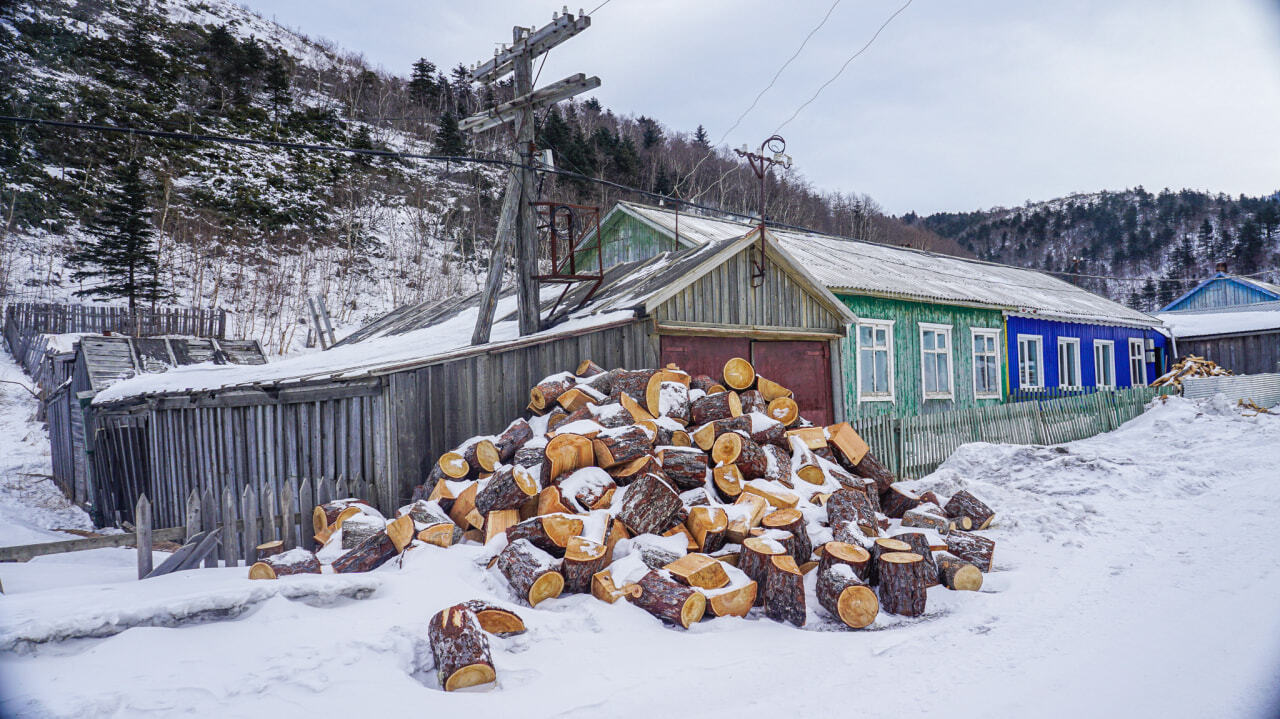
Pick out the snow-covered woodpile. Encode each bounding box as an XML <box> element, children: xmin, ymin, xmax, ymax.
<box><xmin>247</xmin><ymin>358</ymin><xmax>1000</xmax><ymax>691</ymax></box>
<box><xmin>1152</xmin><ymin>355</ymin><xmax>1232</xmax><ymax>388</ymax></box>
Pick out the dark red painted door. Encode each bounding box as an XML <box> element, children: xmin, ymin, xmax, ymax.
<box><xmin>751</xmin><ymin>340</ymin><xmax>833</xmax><ymax>426</ymax></box>
<box><xmin>660</xmin><ymin>336</ymin><xmax>751</xmax><ymax>383</ymax></box>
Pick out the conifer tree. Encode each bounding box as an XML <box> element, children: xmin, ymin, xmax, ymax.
<box><xmin>67</xmin><ymin>160</ymin><xmax>169</xmax><ymax>311</ymax></box>
<box><xmin>432</xmin><ymin>111</ymin><xmax>468</xmax><ymax>156</ymax></box>
<box><xmin>409</xmin><ymin>58</ymin><xmax>438</xmax><ymax>105</ymax></box>
<box><xmin>694</xmin><ymin>124</ymin><xmax>710</xmax><ymax>148</ymax></box>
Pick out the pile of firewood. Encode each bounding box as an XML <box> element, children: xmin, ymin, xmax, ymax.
<box><xmin>247</xmin><ymin>358</ymin><xmax>999</xmax><ymax>692</ymax></box>
<box><xmin>1152</xmin><ymin>355</ymin><xmax>1232</xmax><ymax>388</ymax></box>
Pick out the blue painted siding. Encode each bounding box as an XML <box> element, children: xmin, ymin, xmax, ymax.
<box><xmin>1162</xmin><ymin>276</ymin><xmax>1280</xmax><ymax>311</ymax></box>
<box><xmin>1006</xmin><ymin>317</ymin><xmax>1169</xmax><ymax>392</ymax></box>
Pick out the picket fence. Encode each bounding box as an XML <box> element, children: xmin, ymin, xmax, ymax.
<box><xmin>849</xmin><ymin>385</ymin><xmax>1177</xmax><ymax>479</ymax></box>
<box><xmin>2</xmin><ymin>302</ymin><xmax>227</xmax><ymax>363</ymax></box>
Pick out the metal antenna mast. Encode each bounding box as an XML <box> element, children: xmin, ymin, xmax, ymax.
<box><xmin>465</xmin><ymin>9</ymin><xmax>601</xmax><ymax>344</ymax></box>
<box><xmin>734</xmin><ymin>135</ymin><xmax>792</xmax><ymax>288</ymax></box>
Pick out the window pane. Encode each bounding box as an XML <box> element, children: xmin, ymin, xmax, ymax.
<box><xmin>860</xmin><ymin>326</ymin><xmax>873</xmax><ymax>345</ymax></box>
<box><xmin>860</xmin><ymin>350</ymin><xmax>874</xmax><ymax>392</ymax></box>
<box><xmin>923</xmin><ymin>332</ymin><xmax>935</xmax><ymax>351</ymax></box>
<box><xmin>938</xmin><ymin>355</ymin><xmax>950</xmax><ymax>391</ymax></box>
<box><xmin>875</xmin><ymin>352</ymin><xmax>888</xmax><ymax>392</ymax></box>
<box><xmin>875</xmin><ymin>328</ymin><xmax>887</xmax><ymax>346</ymax></box>
<box><xmin>924</xmin><ymin>354</ymin><xmax>936</xmax><ymax>391</ymax></box>
<box><xmin>936</xmin><ymin>332</ymin><xmax>947</xmax><ymax>349</ymax></box>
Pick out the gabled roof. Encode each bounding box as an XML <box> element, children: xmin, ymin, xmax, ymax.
<box><xmin>1159</xmin><ymin>272</ymin><xmax>1280</xmax><ymax>312</ymax></box>
<box><xmin>1157</xmin><ymin>300</ymin><xmax>1280</xmax><ymax>339</ymax></box>
<box><xmin>602</xmin><ymin>202</ymin><xmax>1163</xmax><ymax>328</ymax></box>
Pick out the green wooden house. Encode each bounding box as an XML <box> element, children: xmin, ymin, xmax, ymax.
<box><xmin>588</xmin><ymin>202</ymin><xmax>1164</xmax><ymax>418</ymax></box>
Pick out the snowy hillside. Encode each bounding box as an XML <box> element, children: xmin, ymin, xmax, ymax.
<box><xmin>0</xmin><ymin>396</ymin><xmax>1278</xmax><ymax>716</ymax></box>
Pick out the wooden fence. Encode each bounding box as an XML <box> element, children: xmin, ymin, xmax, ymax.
<box><xmin>2</xmin><ymin>302</ymin><xmax>227</xmax><ymax>361</ymax></box>
<box><xmin>850</xmin><ymin>385</ymin><xmax>1177</xmax><ymax>479</ymax></box>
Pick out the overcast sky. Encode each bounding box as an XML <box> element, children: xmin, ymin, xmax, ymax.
<box><xmin>244</xmin><ymin>0</ymin><xmax>1280</xmax><ymax>215</ymax></box>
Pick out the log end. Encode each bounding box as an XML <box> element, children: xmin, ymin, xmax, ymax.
<box><xmin>247</xmin><ymin>561</ymin><xmax>276</xmax><ymax>580</ymax></box>
<box><xmin>443</xmin><ymin>663</ymin><xmax>497</xmax><ymax>692</ymax></box>
<box><xmin>951</xmin><ymin>564</ymin><xmax>984</xmax><ymax>591</ymax></box>
<box><xmin>528</xmin><ymin>571</ymin><xmax>565</xmax><ymax>607</ymax></box>
<box><xmin>473</xmin><ymin>608</ymin><xmax>526</xmax><ymax>636</ymax></box>
<box><xmin>723</xmin><ymin>357</ymin><xmax>755</xmax><ymax>390</ymax></box>
<box><xmin>679</xmin><ymin>590</ymin><xmax>708</xmax><ymax>628</ymax></box>
<box><xmin>767</xmin><ymin>397</ymin><xmax>799</xmax><ymax>426</ymax></box>
<box><xmin>439</xmin><ymin>451</ymin><xmax>470</xmax><ymax>479</ymax></box>
<box><xmin>835</xmin><ymin>585</ymin><xmax>879</xmax><ymax>629</ymax></box>
<box><xmin>474</xmin><ymin>440</ymin><xmax>500</xmax><ymax>472</ymax></box>
<box><xmin>708</xmin><ymin>581</ymin><xmax>757</xmax><ymax>618</ymax></box>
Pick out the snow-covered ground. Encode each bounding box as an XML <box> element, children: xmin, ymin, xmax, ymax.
<box><xmin>0</xmin><ymin>394</ymin><xmax>1278</xmax><ymax>717</ymax></box>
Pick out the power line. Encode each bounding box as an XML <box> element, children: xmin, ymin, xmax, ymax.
<box><xmin>588</xmin><ymin>0</ymin><xmax>615</xmax><ymax>15</ymax></box>
<box><xmin>774</xmin><ymin>0</ymin><xmax>913</xmax><ymax>133</ymax></box>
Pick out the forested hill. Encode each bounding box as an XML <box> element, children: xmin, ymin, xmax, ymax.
<box><xmin>910</xmin><ymin>189</ymin><xmax>1280</xmax><ymax>312</ymax></box>
<box><xmin>0</xmin><ymin>0</ymin><xmax>960</xmax><ymax>352</ymax></box>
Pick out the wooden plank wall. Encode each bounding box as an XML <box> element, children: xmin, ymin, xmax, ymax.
<box><xmin>2</xmin><ymin>302</ymin><xmax>227</xmax><ymax>343</ymax></box>
<box><xmin>1179</xmin><ymin>332</ymin><xmax>1280</xmax><ymax>375</ymax></box>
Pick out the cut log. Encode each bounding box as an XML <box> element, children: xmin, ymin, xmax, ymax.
<box><xmin>761</xmin><ymin>508</ymin><xmax>812</xmax><ymax>565</ymax></box>
<box><xmin>512</xmin><ymin>443</ymin><xmax>545</xmax><ymax>470</ymax></box>
<box><xmin>663</xmin><ymin>523</ymin><xmax>698</xmax><ymax>552</ymax></box>
<box><xmin>312</xmin><ymin>499</ymin><xmax>373</xmax><ymax>535</ymax></box>
<box><xmin>868</xmin><ymin>537</ymin><xmax>913</xmax><ymax>585</ymax></box>
<box><xmin>615</xmin><ymin>473</ymin><xmax>682</xmax><ymax>536</ymax></box>
<box><xmin>902</xmin><ymin>505</ymin><xmax>955</xmax><ymax>533</ymax></box>
<box><xmin>712</xmin><ymin>464</ymin><xmax>744</xmax><ymax>502</ymax></box>
<box><xmin>536</xmin><ymin>485</ymin><xmax>574</xmax><ymax>516</ymax></box>
<box><xmin>877</xmin><ymin>552</ymin><xmax>927</xmax><ymax>617</ymax></box>
<box><xmin>686</xmin><ymin>505</ymin><xmax>728</xmax><ymax>553</ymax></box>
<box><xmin>689</xmin><ymin>391</ymin><xmax>743</xmax><ymax>426</ymax></box>
<box><xmin>488</xmin><ymin>414</ymin><xmax>529</xmax><ymax>458</ymax></box>
<box><xmin>617</xmin><ymin>391</ymin><xmax>656</xmax><ymax>423</ymax></box>
<box><xmin>418</xmin><ymin>521</ymin><xmax>462</xmax><ymax>548</ymax></box>
<box><xmin>818</xmin><ymin>541</ymin><xmax>873</xmax><ymax>584</ymax></box>
<box><xmin>741</xmin><ymin>480</ymin><xmax>800</xmax><ymax>510</ymax></box>
<box><xmin>631</xmin><ymin>570</ymin><xmax>706</xmax><ymax>628</ymax></box>
<box><xmin>505</xmin><ymin>514</ymin><xmax>583</xmax><ymax>557</ymax></box>
<box><xmin>727</xmin><ymin>493</ymin><xmax>768</xmax><ymax>543</ymax></box>
<box><xmin>428</xmin><ymin>451</ymin><xmax>471</xmax><ymax>490</ymax></box>
<box><xmin>763</xmin><ymin>554</ymin><xmax>806</xmax><ymax>627</ymax></box>
<box><xmin>759</xmin><ymin>444</ymin><xmax>792</xmax><ymax>485</ymax></box>
<box><xmin>712</xmin><ymin>432</ymin><xmax>768</xmax><ymax>480</ymax></box>
<box><xmin>722</xmin><ymin>357</ymin><xmax>755</xmax><ymax>390</ymax></box>
<box><xmin>879</xmin><ymin>485</ymin><xmax>921</xmax><ymax>519</ymax></box>
<box><xmin>826</xmin><ymin>422</ymin><xmax>870</xmax><ymax>467</ymax></box>
<box><xmin>495</xmin><ymin>538</ymin><xmax>564</xmax><ymax>607</ymax></box>
<box><xmin>738</xmin><ymin>535</ymin><xmax>787</xmax><ymax>605</ymax></box>
<box><xmin>404</xmin><ymin>500</ymin><xmax>463</xmax><ymax>547</ymax></box>
<box><xmin>659</xmin><ymin>448</ymin><xmax>709</xmax><ymax>491</ymax></box>
<box><xmin>340</xmin><ymin>514</ymin><xmax>383</xmax><ymax>550</ymax></box>
<box><xmin>475</xmin><ymin>465</ymin><xmax>539</xmax><ymax>515</ymax></box>
<box><xmin>483</xmin><ymin>509</ymin><xmax>521</xmax><ymax>545</ymax></box>
<box><xmin>613</xmin><ymin>369</ymin><xmax>661</xmax><ymax>404</ymax></box>
<box><xmin>447</xmin><ymin>482</ymin><xmax>481</xmax><ymax>529</ymax></box>
<box><xmin>691</xmin><ymin>415</ymin><xmax>752</xmax><ymax>450</ymax></box>
<box><xmin>576</xmin><ymin>359</ymin><xmax>607</xmax><ymax>377</ymax></box>
<box><xmin>332</xmin><ymin>515</ymin><xmax>414</xmax><ymax>573</ymax></box>
<box><xmin>593</xmin><ymin>425</ymin><xmax>654</xmax><ymax>469</ymax></box>
<box><xmin>664</xmin><ymin>552</ymin><xmax>730</xmax><ymax>590</ymax></box>
<box><xmin>544</xmin><ymin>433</ymin><xmax>594</xmax><ymax>482</ymax></box>
<box><xmin>646</xmin><ymin>376</ymin><xmax>691</xmax><ymax>425</ymax></box>
<box><xmin>756</xmin><ymin>376</ymin><xmax>793</xmax><ymax>401</ymax></box>
<box><xmin>608</xmin><ymin>454</ymin><xmax>664</xmax><ymax>486</ymax></box>
<box><xmin>738</xmin><ymin>389</ymin><xmax>767</xmax><ymax>415</ymax></box>
<box><xmin>749</xmin><ymin>416</ymin><xmax>789</xmax><ymax>449</ymax></box>
<box><xmin>580</xmin><ymin>369</ymin><xmax>617</xmax><ymax>398</ymax></box>
<box><xmin>826</xmin><ymin>487</ymin><xmax>880</xmax><ymax>537</ymax></box>
<box><xmin>543</xmin><ymin>407</ymin><xmax>569</xmax><ymax>428</ymax></box>
<box><xmin>918</xmin><ymin>490</ymin><xmax>942</xmax><ymax>507</ymax></box>
<box><xmin>852</xmin><ymin>452</ymin><xmax>896</xmax><ymax>494</ymax></box>
<box><xmin>634</xmin><ymin>535</ymin><xmax>685</xmax><ymax>570</ymax></box>
<box><xmin>556</xmin><ymin>387</ymin><xmax>598</xmax><ymax>413</ymax></box>
<box><xmin>247</xmin><ymin>548</ymin><xmax>322</xmax><ymax>580</ymax></box>
<box><xmin>944</xmin><ymin>531</ymin><xmax>995</xmax><ymax>572</ymax></box>
<box><xmin>529</xmin><ymin>373</ymin><xmax>577</xmax><ymax>412</ymax></box>
<box><xmin>786</xmin><ymin>426</ymin><xmax>827</xmax><ymax>450</ymax></box>
<box><xmin>462</xmin><ymin>439</ymin><xmax>500</xmax><ymax>477</ymax></box>
<box><xmin>590</xmin><ymin>569</ymin><xmax>642</xmax><ymax>603</ymax></box>
<box><xmin>815</xmin><ymin>565</ymin><xmax>878</xmax><ymax>629</ymax></box>
<box><xmin>689</xmin><ymin>374</ymin><xmax>718</xmax><ymax>393</ymax></box>
<box><xmin>562</xmin><ymin>536</ymin><xmax>609</xmax><ymax>594</ymax></box>
<box><xmin>603</xmin><ymin>518</ymin><xmax>630</xmax><ymax>562</ymax></box>
<box><xmin>766</xmin><ymin>397</ymin><xmax>799</xmax><ymax>426</ymax></box>
<box><xmin>890</xmin><ymin>531</ymin><xmax>939</xmax><ymax>588</ymax></box>
<box><xmin>789</xmin><ymin>435</ymin><xmax>825</xmax><ymax>485</ymax></box>
<box><xmin>459</xmin><ymin>600</ymin><xmax>526</xmax><ymax>636</ymax></box>
<box><xmin>429</xmin><ymin>604</ymin><xmax>496</xmax><ymax>692</ymax></box>
<box><xmin>943</xmin><ymin>490</ymin><xmax>996</xmax><ymax>530</ymax></box>
<box><xmin>935</xmin><ymin>552</ymin><xmax>984</xmax><ymax>591</ymax></box>
<box><xmin>706</xmin><ymin>580</ymin><xmax>759</xmax><ymax>618</ymax></box>
<box><xmin>561</xmin><ymin>470</ymin><xmax>616</xmax><ymax>512</ymax></box>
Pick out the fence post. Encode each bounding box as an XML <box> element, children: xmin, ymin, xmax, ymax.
<box><xmin>222</xmin><ymin>487</ymin><xmax>240</xmax><ymax>568</ymax></box>
<box><xmin>242</xmin><ymin>485</ymin><xmax>258</xmax><ymax>565</ymax></box>
<box><xmin>184</xmin><ymin>490</ymin><xmax>201</xmax><ymax>542</ymax></box>
<box><xmin>136</xmin><ymin>494</ymin><xmax>152</xmax><ymax>580</ymax></box>
<box><xmin>298</xmin><ymin>478</ymin><xmax>313</xmax><ymax>550</ymax></box>
<box><xmin>280</xmin><ymin>480</ymin><xmax>295</xmax><ymax>550</ymax></box>
<box><xmin>201</xmin><ymin>489</ymin><xmax>219</xmax><ymax>568</ymax></box>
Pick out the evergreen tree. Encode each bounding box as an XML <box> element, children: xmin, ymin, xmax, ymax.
<box><xmin>694</xmin><ymin>124</ymin><xmax>710</xmax><ymax>148</ymax></box>
<box><xmin>1139</xmin><ymin>278</ymin><xmax>1158</xmax><ymax>311</ymax></box>
<box><xmin>409</xmin><ymin>58</ymin><xmax>438</xmax><ymax>105</ymax></box>
<box><xmin>1195</xmin><ymin>217</ymin><xmax>1214</xmax><ymax>259</ymax></box>
<box><xmin>67</xmin><ymin>160</ymin><xmax>168</xmax><ymax>311</ymax></box>
<box><xmin>638</xmin><ymin>116</ymin><xmax>663</xmax><ymax>149</ymax></box>
<box><xmin>432</xmin><ymin>111</ymin><xmax>468</xmax><ymax>156</ymax></box>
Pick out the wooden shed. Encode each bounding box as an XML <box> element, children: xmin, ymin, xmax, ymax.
<box><xmin>87</xmin><ymin>231</ymin><xmax>853</xmax><ymax>524</ymax></box>
<box><xmin>1157</xmin><ymin>271</ymin><xmax>1280</xmax><ymax>374</ymax></box>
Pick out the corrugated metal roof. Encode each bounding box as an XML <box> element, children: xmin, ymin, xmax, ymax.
<box><xmin>613</xmin><ymin>202</ymin><xmax>1162</xmax><ymax>328</ymax></box>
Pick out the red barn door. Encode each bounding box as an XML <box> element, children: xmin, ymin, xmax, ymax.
<box><xmin>659</xmin><ymin>336</ymin><xmax>750</xmax><ymax>381</ymax></box>
<box><xmin>751</xmin><ymin>340</ymin><xmax>833</xmax><ymax>426</ymax></box>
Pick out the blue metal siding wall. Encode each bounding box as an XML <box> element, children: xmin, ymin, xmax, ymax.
<box><xmin>1006</xmin><ymin>317</ymin><xmax>1167</xmax><ymax>391</ymax></box>
<box><xmin>1164</xmin><ymin>278</ymin><xmax>1278</xmax><ymax>311</ymax></box>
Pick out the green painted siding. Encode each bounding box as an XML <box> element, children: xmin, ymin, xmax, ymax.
<box><xmin>838</xmin><ymin>294</ymin><xmax>1007</xmax><ymax>417</ymax></box>
<box><xmin>578</xmin><ymin>212</ymin><xmax>686</xmax><ymax>269</ymax></box>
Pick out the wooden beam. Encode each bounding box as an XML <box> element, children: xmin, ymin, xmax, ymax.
<box><xmin>653</xmin><ymin>320</ymin><xmax>843</xmax><ymax>341</ymax></box>
<box><xmin>470</xmin><ymin>14</ymin><xmax>590</xmax><ymax>84</ymax></box>
<box><xmin>460</xmin><ymin>74</ymin><xmax>601</xmax><ymax>134</ymax></box>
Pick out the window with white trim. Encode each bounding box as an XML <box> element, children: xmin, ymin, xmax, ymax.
<box><xmin>857</xmin><ymin>320</ymin><xmax>894</xmax><ymax>402</ymax></box>
<box><xmin>1017</xmin><ymin>335</ymin><xmax>1043</xmax><ymax>389</ymax></box>
<box><xmin>972</xmin><ymin>329</ymin><xmax>1001</xmax><ymax>399</ymax></box>
<box><xmin>920</xmin><ymin>323</ymin><xmax>953</xmax><ymax>398</ymax></box>
<box><xmin>1128</xmin><ymin>338</ymin><xmax>1146</xmax><ymax>386</ymax></box>
<box><xmin>1058</xmin><ymin>337</ymin><xmax>1082</xmax><ymax>388</ymax></box>
<box><xmin>1094</xmin><ymin>340</ymin><xmax>1116</xmax><ymax>388</ymax></box>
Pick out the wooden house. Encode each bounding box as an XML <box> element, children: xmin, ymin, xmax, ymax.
<box><xmin>587</xmin><ymin>202</ymin><xmax>1169</xmax><ymax>415</ymax></box>
<box><xmin>1157</xmin><ymin>270</ymin><xmax>1280</xmax><ymax>374</ymax></box>
<box><xmin>85</xmin><ymin>231</ymin><xmax>854</xmax><ymax>524</ymax></box>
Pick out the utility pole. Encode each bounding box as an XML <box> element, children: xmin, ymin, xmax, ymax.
<box><xmin>733</xmin><ymin>135</ymin><xmax>792</xmax><ymax>288</ymax></box>
<box><xmin>465</xmin><ymin>10</ymin><xmax>600</xmax><ymax>344</ymax></box>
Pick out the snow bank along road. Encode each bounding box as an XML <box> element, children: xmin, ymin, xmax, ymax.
<box><xmin>1</xmin><ymin>396</ymin><xmax>1278</xmax><ymax>718</ymax></box>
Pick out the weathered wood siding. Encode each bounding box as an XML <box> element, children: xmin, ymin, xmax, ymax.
<box><xmin>1163</xmin><ymin>277</ymin><xmax>1278</xmax><ymax>311</ymax></box>
<box><xmin>838</xmin><ymin>295</ymin><xmax>1007</xmax><ymax>417</ymax></box>
<box><xmin>579</xmin><ymin>211</ymin><xmax>686</xmax><ymax>269</ymax></box>
<box><xmin>653</xmin><ymin>245</ymin><xmax>844</xmax><ymax>333</ymax></box>
<box><xmin>1178</xmin><ymin>331</ymin><xmax>1280</xmax><ymax>375</ymax></box>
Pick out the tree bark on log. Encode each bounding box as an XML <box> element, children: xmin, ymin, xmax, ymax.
<box><xmin>759</xmin><ymin>444</ymin><xmax>792</xmax><ymax>485</ymax></box>
<box><xmin>562</xmin><ymin>536</ymin><xmax>609</xmax><ymax>594</ymax></box>
<box><xmin>788</xmin><ymin>436</ymin><xmax>825</xmax><ymax>484</ymax></box>
<box><xmin>646</xmin><ymin>377</ymin><xmax>691</xmax><ymax>425</ymax></box>
<box><xmin>690</xmin><ymin>391</ymin><xmax>743</xmax><ymax>426</ymax></box>
<box><xmin>852</xmin><ymin>452</ymin><xmax>896</xmax><ymax>494</ymax></box>
<box><xmin>712</xmin><ymin>432</ymin><xmax>768</xmax><ymax>480</ymax></box>
<box><xmin>461</xmin><ymin>439</ymin><xmax>500</xmax><ymax>478</ymax></box>
<box><xmin>340</xmin><ymin>514</ymin><xmax>383</xmax><ymax>550</ymax></box>
<box><xmin>877</xmin><ymin>552</ymin><xmax>927</xmax><ymax>617</ymax></box>
<box><xmin>762</xmin><ymin>508</ymin><xmax>812</xmax><ymax>565</ymax></box>
<box><xmin>529</xmin><ymin>373</ymin><xmax>577</xmax><ymax>412</ymax></box>
<box><xmin>459</xmin><ymin>600</ymin><xmax>526</xmax><ymax>636</ymax></box>
<box><xmin>495</xmin><ymin>538</ymin><xmax>564</xmax><ymax>607</ymax></box>
<box><xmin>592</xmin><ymin>425</ymin><xmax>653</xmax><ymax>469</ymax></box>
<box><xmin>738</xmin><ymin>389</ymin><xmax>767</xmax><ymax>415</ymax></box>
<box><xmin>686</xmin><ymin>505</ymin><xmax>728</xmax><ymax>553</ymax></box>
<box><xmin>935</xmin><ymin>552</ymin><xmax>984</xmax><ymax>591</ymax></box>
<box><xmin>608</xmin><ymin>454</ymin><xmax>665</xmax><ymax>487</ymax></box>
<box><xmin>475</xmin><ymin>465</ymin><xmax>539</xmax><ymax>515</ymax></box>
<box><xmin>247</xmin><ymin>548</ymin><xmax>322</xmax><ymax>579</ymax></box>
<box><xmin>332</xmin><ymin>516</ymin><xmax>414</xmax><ymax>574</ymax></box>
<box><xmin>631</xmin><ymin>570</ymin><xmax>706</xmax><ymax>628</ymax></box>
<box><xmin>868</xmin><ymin>537</ymin><xmax>913</xmax><ymax>585</ymax></box>
<box><xmin>750</xmin><ymin>418</ymin><xmax>788</xmax><ymax>450</ymax></box>
<box><xmin>902</xmin><ymin>506</ymin><xmax>955</xmax><ymax>533</ymax></box>
<box><xmin>313</xmin><ymin>499</ymin><xmax>373</xmax><ymax>536</ymax></box>
<box><xmin>944</xmin><ymin>531</ymin><xmax>995</xmax><ymax>572</ymax></box>
<box><xmin>738</xmin><ymin>536</ymin><xmax>787</xmax><ymax>605</ymax></box>
<box><xmin>880</xmin><ymin>485</ymin><xmax>921</xmax><ymax>519</ymax></box>
<box><xmin>505</xmin><ymin>514</ymin><xmax>583</xmax><ymax>557</ymax></box>
<box><xmin>513</xmin><ymin>444</ymin><xmax>545</xmax><ymax>470</ymax></box>
<box><xmin>818</xmin><ymin>541</ymin><xmax>873</xmax><ymax>584</ymax></box>
<box><xmin>658</xmin><ymin>448</ymin><xmax>708</xmax><ymax>491</ymax></box>
<box><xmin>612</xmin><ymin>369</ymin><xmax>660</xmax><ymax>403</ymax></box>
<box><xmin>689</xmin><ymin>374</ymin><xmax>718</xmax><ymax>393</ymax></box>
<box><xmin>691</xmin><ymin>415</ymin><xmax>751</xmax><ymax>451</ymax></box>
<box><xmin>826</xmin><ymin>487</ymin><xmax>879</xmax><ymax>538</ymax></box>
<box><xmin>429</xmin><ymin>604</ymin><xmax>496</xmax><ymax>692</ymax></box>
<box><xmin>815</xmin><ymin>566</ymin><xmax>878</xmax><ymax>629</ymax></box>
<box><xmin>890</xmin><ymin>531</ymin><xmax>939</xmax><ymax>588</ymax></box>
<box><xmin>576</xmin><ymin>359</ymin><xmax>606</xmax><ymax>377</ymax></box>
<box><xmin>615</xmin><ymin>473</ymin><xmax>682</xmax><ymax>536</ymax></box>
<box><xmin>763</xmin><ymin>554</ymin><xmax>806</xmax><ymax>627</ymax></box>
<box><xmin>944</xmin><ymin>490</ymin><xmax>996</xmax><ymax>530</ymax></box>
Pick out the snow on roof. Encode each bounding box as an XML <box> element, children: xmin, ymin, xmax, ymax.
<box><xmin>1232</xmin><ymin>275</ymin><xmax>1280</xmax><ymax>297</ymax></box>
<box><xmin>611</xmin><ymin>202</ymin><xmax>1162</xmax><ymax>328</ymax></box>
<box><xmin>1158</xmin><ymin>303</ymin><xmax>1280</xmax><ymax>338</ymax></box>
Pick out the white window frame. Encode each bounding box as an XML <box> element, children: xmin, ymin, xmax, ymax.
<box><xmin>1017</xmin><ymin>334</ymin><xmax>1044</xmax><ymax>389</ymax></box>
<box><xmin>855</xmin><ymin>319</ymin><xmax>896</xmax><ymax>403</ymax></box>
<box><xmin>1094</xmin><ymin>339</ymin><xmax>1116</xmax><ymax>389</ymax></box>
<box><xmin>1058</xmin><ymin>337</ymin><xmax>1082</xmax><ymax>389</ymax></box>
<box><xmin>1128</xmin><ymin>338</ymin><xmax>1147</xmax><ymax>386</ymax></box>
<box><xmin>919</xmin><ymin>322</ymin><xmax>955</xmax><ymax>400</ymax></box>
<box><xmin>971</xmin><ymin>328</ymin><xmax>1002</xmax><ymax>400</ymax></box>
